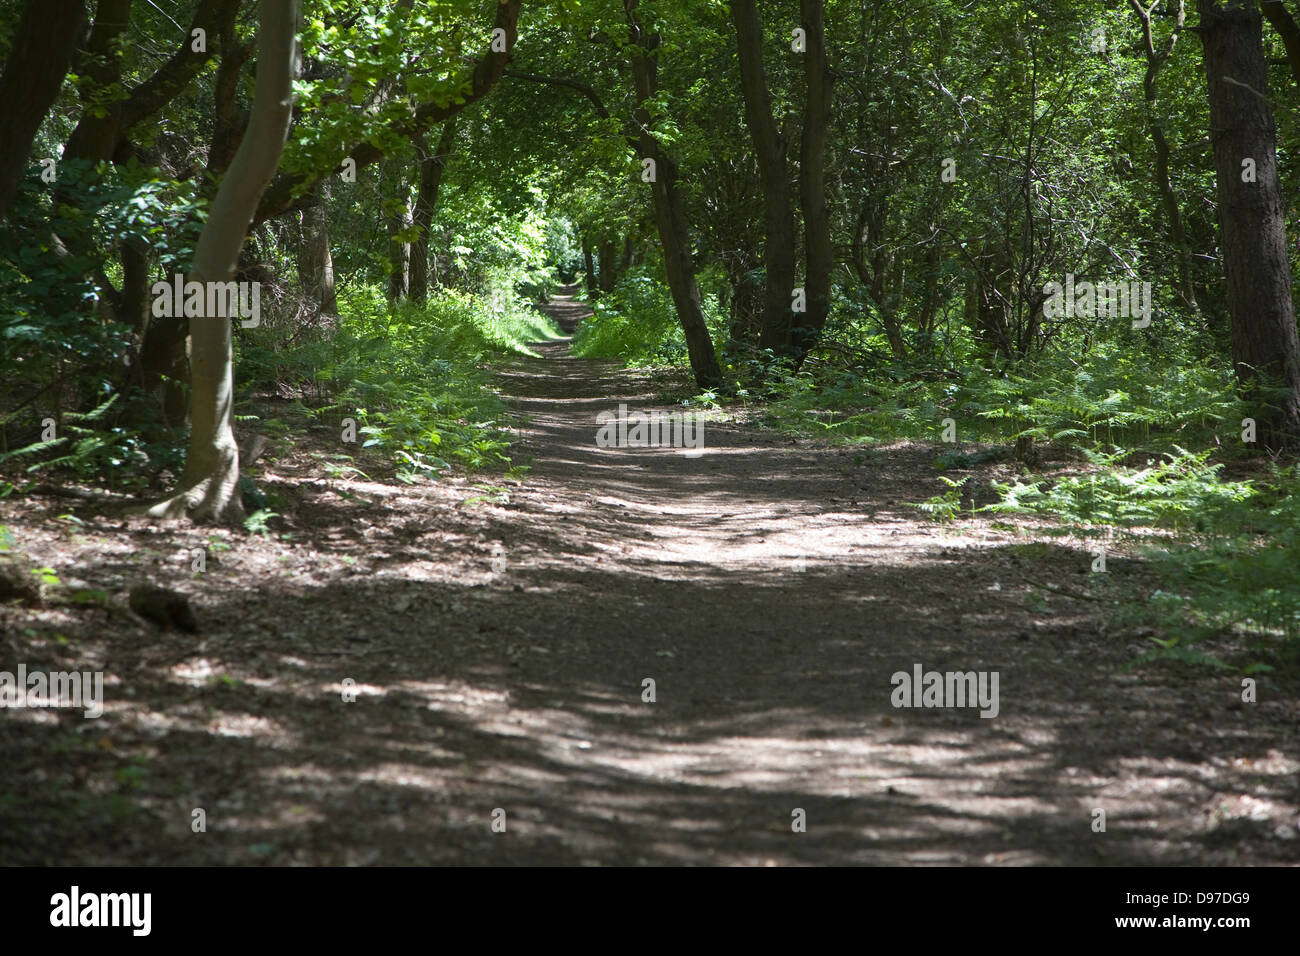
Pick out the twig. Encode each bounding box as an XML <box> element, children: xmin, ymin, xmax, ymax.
<box><xmin>1021</xmin><ymin>578</ymin><xmax>1109</xmax><ymax>602</ymax></box>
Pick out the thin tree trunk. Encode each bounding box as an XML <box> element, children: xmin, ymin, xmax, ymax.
<box><xmin>598</xmin><ymin>239</ymin><xmax>618</xmax><ymax>292</ymax></box>
<box><xmin>621</xmin><ymin>234</ymin><xmax>633</xmax><ymax>274</ymax></box>
<box><xmin>581</xmin><ymin>237</ymin><xmax>597</xmax><ymax>293</ymax></box>
<box><xmin>1197</xmin><ymin>0</ymin><xmax>1300</xmax><ymax>450</ymax></box>
<box><xmin>385</xmin><ymin>178</ymin><xmax>411</xmax><ymax>302</ymax></box>
<box><xmin>917</xmin><ymin>238</ymin><xmax>943</xmax><ymax>339</ymax></box>
<box><xmin>410</xmin><ymin>119</ymin><xmax>456</xmax><ymax>304</ymax></box>
<box><xmin>141</xmin><ymin>0</ymin><xmax>246</xmax><ymax>421</ymax></box>
<box><xmin>149</xmin><ymin>0</ymin><xmax>300</xmax><ymax>521</ymax></box>
<box><xmin>207</xmin><ymin>12</ymin><xmax>252</xmax><ymax>181</ymax></box>
<box><xmin>730</xmin><ymin>0</ymin><xmax>798</xmax><ymax>355</ymax></box>
<box><xmin>850</xmin><ymin>197</ymin><xmax>906</xmax><ymax>359</ymax></box>
<box><xmin>1130</xmin><ymin>0</ymin><xmax>1199</xmax><ymax>314</ymax></box>
<box><xmin>795</xmin><ymin>0</ymin><xmax>834</xmax><ymax>365</ymax></box>
<box><xmin>625</xmin><ymin>0</ymin><xmax>724</xmax><ymax>390</ymax></box>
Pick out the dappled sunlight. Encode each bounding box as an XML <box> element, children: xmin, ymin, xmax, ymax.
<box><xmin>3</xmin><ymin>292</ymin><xmax>1297</xmax><ymax>866</ymax></box>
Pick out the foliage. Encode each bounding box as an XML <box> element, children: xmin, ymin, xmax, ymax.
<box><xmin>253</xmin><ymin>281</ymin><xmax>559</xmax><ymax>483</ymax></box>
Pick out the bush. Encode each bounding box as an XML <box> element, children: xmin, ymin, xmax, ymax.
<box><xmin>279</xmin><ymin>282</ymin><xmax>560</xmax><ymax>482</ymax></box>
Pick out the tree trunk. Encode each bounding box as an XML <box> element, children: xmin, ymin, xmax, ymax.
<box><xmin>966</xmin><ymin>245</ymin><xmax>1015</xmax><ymax>359</ymax></box>
<box><xmin>795</xmin><ymin>0</ymin><xmax>834</xmax><ymax>365</ymax></box>
<box><xmin>1130</xmin><ymin>0</ymin><xmax>1199</xmax><ymax>314</ymax></box>
<box><xmin>63</xmin><ymin>0</ymin><xmax>133</xmax><ymax>165</ymax></box>
<box><xmin>625</xmin><ymin>0</ymin><xmax>724</xmax><ymax>390</ymax></box>
<box><xmin>410</xmin><ymin>119</ymin><xmax>456</xmax><ymax>304</ymax></box>
<box><xmin>149</xmin><ymin>0</ymin><xmax>300</xmax><ymax>521</ymax></box>
<box><xmin>207</xmin><ymin>13</ymin><xmax>252</xmax><ymax>181</ymax></box>
<box><xmin>621</xmin><ymin>234</ymin><xmax>634</xmax><ymax>274</ymax></box>
<box><xmin>1262</xmin><ymin>1</ymin><xmax>1300</xmax><ymax>90</ymax></box>
<box><xmin>850</xmin><ymin>196</ymin><xmax>907</xmax><ymax>359</ymax></box>
<box><xmin>730</xmin><ymin>0</ymin><xmax>799</xmax><ymax>355</ymax></box>
<box><xmin>1197</xmin><ymin>0</ymin><xmax>1300</xmax><ymax>450</ymax></box>
<box><xmin>385</xmin><ymin>181</ymin><xmax>411</xmax><ymax>302</ymax></box>
<box><xmin>582</xmin><ymin>237</ymin><xmax>597</xmax><ymax>294</ymax></box>
<box><xmin>0</xmin><ymin>0</ymin><xmax>86</xmax><ymax>220</ymax></box>
<box><xmin>728</xmin><ymin>271</ymin><xmax>764</xmax><ymax>344</ymax></box>
<box><xmin>598</xmin><ymin>238</ymin><xmax>618</xmax><ymax>292</ymax></box>
<box><xmin>139</xmin><ymin>1</ymin><xmax>246</xmax><ymax>420</ymax></box>
<box><xmin>297</xmin><ymin>182</ymin><xmax>336</xmax><ymax>314</ymax></box>
<box><xmin>64</xmin><ymin>0</ymin><xmax>238</xmax><ymax>165</ymax></box>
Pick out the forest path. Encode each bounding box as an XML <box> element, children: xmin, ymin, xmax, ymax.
<box><xmin>443</xmin><ymin>287</ymin><xmax>1294</xmax><ymax>865</ymax></box>
<box><xmin>2</xmin><ymin>290</ymin><xmax>1294</xmax><ymax>866</ymax></box>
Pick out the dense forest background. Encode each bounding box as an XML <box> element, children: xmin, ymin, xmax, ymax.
<box><xmin>5</xmin><ymin>0</ymin><xmax>1299</xmax><ymax>668</ymax></box>
<box><xmin>0</xmin><ymin>0</ymin><xmax>1299</xmax><ymax>867</ymax></box>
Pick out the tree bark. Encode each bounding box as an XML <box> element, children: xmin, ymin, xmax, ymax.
<box><xmin>1197</xmin><ymin>0</ymin><xmax>1300</xmax><ymax>450</ymax></box>
<box><xmin>0</xmin><ymin>0</ymin><xmax>86</xmax><ymax>220</ymax></box>
<box><xmin>598</xmin><ymin>238</ymin><xmax>618</xmax><ymax>292</ymax></box>
<box><xmin>297</xmin><ymin>182</ymin><xmax>336</xmax><ymax>314</ymax></box>
<box><xmin>795</xmin><ymin>0</ymin><xmax>835</xmax><ymax>364</ymax></box>
<box><xmin>62</xmin><ymin>0</ymin><xmax>134</xmax><ymax>164</ymax></box>
<box><xmin>581</xmin><ymin>237</ymin><xmax>597</xmax><ymax>294</ymax></box>
<box><xmin>385</xmin><ymin>185</ymin><xmax>411</xmax><ymax>303</ymax></box>
<box><xmin>149</xmin><ymin>0</ymin><xmax>300</xmax><ymax>521</ymax></box>
<box><xmin>410</xmin><ymin>119</ymin><xmax>456</xmax><ymax>304</ymax></box>
<box><xmin>1130</xmin><ymin>0</ymin><xmax>1199</xmax><ymax>315</ymax></box>
<box><xmin>1262</xmin><ymin>1</ymin><xmax>1300</xmax><ymax>90</ymax></box>
<box><xmin>730</xmin><ymin>0</ymin><xmax>798</xmax><ymax>355</ymax></box>
<box><xmin>625</xmin><ymin>0</ymin><xmax>724</xmax><ymax>390</ymax></box>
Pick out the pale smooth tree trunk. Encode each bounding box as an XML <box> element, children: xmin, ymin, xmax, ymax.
<box><xmin>149</xmin><ymin>0</ymin><xmax>300</xmax><ymax>521</ymax></box>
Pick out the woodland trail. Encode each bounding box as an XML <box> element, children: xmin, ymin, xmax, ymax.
<box><xmin>2</xmin><ymin>290</ymin><xmax>1296</xmax><ymax>865</ymax></box>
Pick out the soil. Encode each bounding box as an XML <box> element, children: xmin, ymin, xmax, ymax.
<box><xmin>1</xmin><ymin>288</ymin><xmax>1296</xmax><ymax>865</ymax></box>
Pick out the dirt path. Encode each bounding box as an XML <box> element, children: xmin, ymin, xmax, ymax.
<box><xmin>2</xmin><ymin>289</ymin><xmax>1296</xmax><ymax>865</ymax></box>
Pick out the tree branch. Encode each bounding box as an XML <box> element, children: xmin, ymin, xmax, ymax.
<box><xmin>252</xmin><ymin>0</ymin><xmax>522</xmax><ymax>227</ymax></box>
<box><xmin>503</xmin><ymin>69</ymin><xmax>610</xmax><ymax>118</ymax></box>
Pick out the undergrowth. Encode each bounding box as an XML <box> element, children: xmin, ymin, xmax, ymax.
<box><xmin>571</xmin><ymin>268</ymin><xmax>728</xmax><ymax>366</ymax></box>
<box><xmin>918</xmin><ymin>445</ymin><xmax>1300</xmax><ymax>674</ymax></box>
<box><xmin>242</xmin><ymin>283</ymin><xmax>560</xmax><ymax>483</ymax></box>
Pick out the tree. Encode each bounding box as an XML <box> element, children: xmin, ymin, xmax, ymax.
<box><xmin>149</xmin><ymin>0</ymin><xmax>301</xmax><ymax>521</ymax></box>
<box><xmin>252</xmin><ymin>0</ymin><xmax>522</xmax><ymax>228</ymax></box>
<box><xmin>793</xmin><ymin>0</ymin><xmax>834</xmax><ymax>366</ymax></box>
<box><xmin>1129</xmin><ymin>0</ymin><xmax>1199</xmax><ymax>315</ymax></box>
<box><xmin>1197</xmin><ymin>0</ymin><xmax>1300</xmax><ymax>450</ymax></box>
<box><xmin>0</xmin><ymin>0</ymin><xmax>86</xmax><ymax>221</ymax></box>
<box><xmin>730</xmin><ymin>0</ymin><xmax>798</xmax><ymax>356</ymax></box>
<box><xmin>624</xmin><ymin>0</ymin><xmax>724</xmax><ymax>390</ymax></box>
<box><xmin>1262</xmin><ymin>0</ymin><xmax>1300</xmax><ymax>89</ymax></box>
<box><xmin>410</xmin><ymin>119</ymin><xmax>458</xmax><ymax>304</ymax></box>
<box><xmin>297</xmin><ymin>182</ymin><xmax>337</xmax><ymax>315</ymax></box>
